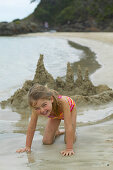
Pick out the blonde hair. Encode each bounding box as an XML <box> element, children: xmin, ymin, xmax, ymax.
<box><xmin>28</xmin><ymin>84</ymin><xmax>60</xmax><ymax>116</ymax></box>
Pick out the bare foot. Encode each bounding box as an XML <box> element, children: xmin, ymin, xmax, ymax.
<box><xmin>55</xmin><ymin>129</ymin><xmax>65</xmax><ymax>138</ymax></box>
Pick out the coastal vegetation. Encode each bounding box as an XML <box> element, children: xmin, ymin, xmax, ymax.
<box><xmin>32</xmin><ymin>0</ymin><xmax>113</xmax><ymax>29</ymax></box>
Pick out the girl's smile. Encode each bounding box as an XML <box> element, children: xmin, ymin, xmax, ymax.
<box><xmin>32</xmin><ymin>98</ymin><xmax>53</xmax><ymax>117</ymax></box>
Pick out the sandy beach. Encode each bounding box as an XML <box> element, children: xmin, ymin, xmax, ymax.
<box><xmin>1</xmin><ymin>32</ymin><xmax>113</xmax><ymax>170</ymax></box>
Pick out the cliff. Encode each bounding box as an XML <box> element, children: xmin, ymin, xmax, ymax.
<box><xmin>33</xmin><ymin>0</ymin><xmax>113</xmax><ymax>31</ymax></box>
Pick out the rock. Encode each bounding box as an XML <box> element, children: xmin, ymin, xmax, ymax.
<box><xmin>1</xmin><ymin>54</ymin><xmax>113</xmax><ymax>113</ymax></box>
<box><xmin>0</xmin><ymin>54</ymin><xmax>55</xmax><ymax>111</ymax></box>
<box><xmin>55</xmin><ymin>77</ymin><xmax>65</xmax><ymax>89</ymax></box>
<box><xmin>72</xmin><ymin>90</ymin><xmax>113</xmax><ymax>108</ymax></box>
<box><xmin>33</xmin><ymin>54</ymin><xmax>55</xmax><ymax>88</ymax></box>
<box><xmin>0</xmin><ymin>21</ymin><xmax>42</xmax><ymax>36</ymax></box>
<box><xmin>65</xmin><ymin>62</ymin><xmax>74</xmax><ymax>90</ymax></box>
<box><xmin>96</xmin><ymin>84</ymin><xmax>112</xmax><ymax>94</ymax></box>
<box><xmin>75</xmin><ymin>65</ymin><xmax>83</xmax><ymax>87</ymax></box>
<box><xmin>82</xmin><ymin>68</ymin><xmax>96</xmax><ymax>96</ymax></box>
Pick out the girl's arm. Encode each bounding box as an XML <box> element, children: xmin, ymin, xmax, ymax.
<box><xmin>16</xmin><ymin>110</ymin><xmax>38</xmax><ymax>153</ymax></box>
<box><xmin>60</xmin><ymin>98</ymin><xmax>76</xmax><ymax>156</ymax></box>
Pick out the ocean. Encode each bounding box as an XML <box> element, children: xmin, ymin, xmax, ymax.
<box><xmin>0</xmin><ymin>36</ymin><xmax>83</xmax><ymax>101</ymax></box>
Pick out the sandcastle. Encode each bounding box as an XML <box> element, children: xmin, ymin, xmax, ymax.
<box><xmin>1</xmin><ymin>54</ymin><xmax>113</xmax><ymax>113</ymax></box>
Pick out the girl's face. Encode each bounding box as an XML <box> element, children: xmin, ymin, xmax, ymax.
<box><xmin>32</xmin><ymin>97</ymin><xmax>53</xmax><ymax>117</ymax></box>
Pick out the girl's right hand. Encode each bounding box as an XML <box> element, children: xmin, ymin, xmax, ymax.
<box><xmin>16</xmin><ymin>147</ymin><xmax>31</xmax><ymax>153</ymax></box>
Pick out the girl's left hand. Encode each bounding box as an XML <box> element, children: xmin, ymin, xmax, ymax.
<box><xmin>60</xmin><ymin>149</ymin><xmax>75</xmax><ymax>156</ymax></box>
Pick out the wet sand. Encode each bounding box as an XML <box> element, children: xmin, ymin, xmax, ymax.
<box><xmin>20</xmin><ymin>32</ymin><xmax>113</xmax><ymax>89</ymax></box>
<box><xmin>1</xmin><ymin>106</ymin><xmax>113</xmax><ymax>170</ymax></box>
<box><xmin>1</xmin><ymin>32</ymin><xmax>113</xmax><ymax>170</ymax></box>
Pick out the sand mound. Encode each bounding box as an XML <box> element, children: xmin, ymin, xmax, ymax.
<box><xmin>0</xmin><ymin>54</ymin><xmax>113</xmax><ymax>114</ymax></box>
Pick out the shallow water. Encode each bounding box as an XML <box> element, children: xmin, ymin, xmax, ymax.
<box><xmin>0</xmin><ymin>36</ymin><xmax>83</xmax><ymax>101</ymax></box>
<box><xmin>0</xmin><ymin>107</ymin><xmax>113</xmax><ymax>170</ymax></box>
<box><xmin>0</xmin><ymin>33</ymin><xmax>113</xmax><ymax>170</ymax></box>
<box><xmin>77</xmin><ymin>103</ymin><xmax>113</xmax><ymax>126</ymax></box>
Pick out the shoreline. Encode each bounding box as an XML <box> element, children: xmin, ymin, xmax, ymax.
<box><xmin>1</xmin><ymin>32</ymin><xmax>113</xmax><ymax>114</ymax></box>
<box><xmin>1</xmin><ymin>32</ymin><xmax>113</xmax><ymax>170</ymax></box>
<box><xmin>19</xmin><ymin>32</ymin><xmax>113</xmax><ymax>89</ymax></box>
<box><xmin>19</xmin><ymin>32</ymin><xmax>113</xmax><ymax>43</ymax></box>
<box><xmin>19</xmin><ymin>32</ymin><xmax>113</xmax><ymax>44</ymax></box>
<box><xmin>68</xmin><ymin>40</ymin><xmax>101</xmax><ymax>76</ymax></box>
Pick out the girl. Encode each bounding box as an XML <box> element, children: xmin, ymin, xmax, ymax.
<box><xmin>16</xmin><ymin>84</ymin><xmax>77</xmax><ymax>156</ymax></box>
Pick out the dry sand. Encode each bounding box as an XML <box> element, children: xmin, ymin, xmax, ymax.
<box><xmin>1</xmin><ymin>32</ymin><xmax>113</xmax><ymax>170</ymax></box>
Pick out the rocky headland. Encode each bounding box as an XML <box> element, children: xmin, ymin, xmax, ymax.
<box><xmin>0</xmin><ymin>0</ymin><xmax>113</xmax><ymax>36</ymax></box>
<box><xmin>0</xmin><ymin>20</ymin><xmax>43</xmax><ymax>36</ymax></box>
<box><xmin>1</xmin><ymin>54</ymin><xmax>113</xmax><ymax>114</ymax></box>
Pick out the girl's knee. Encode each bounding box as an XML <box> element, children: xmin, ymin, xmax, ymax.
<box><xmin>42</xmin><ymin>138</ymin><xmax>54</xmax><ymax>145</ymax></box>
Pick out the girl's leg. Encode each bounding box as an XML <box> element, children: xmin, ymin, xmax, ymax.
<box><xmin>42</xmin><ymin>118</ymin><xmax>61</xmax><ymax>145</ymax></box>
